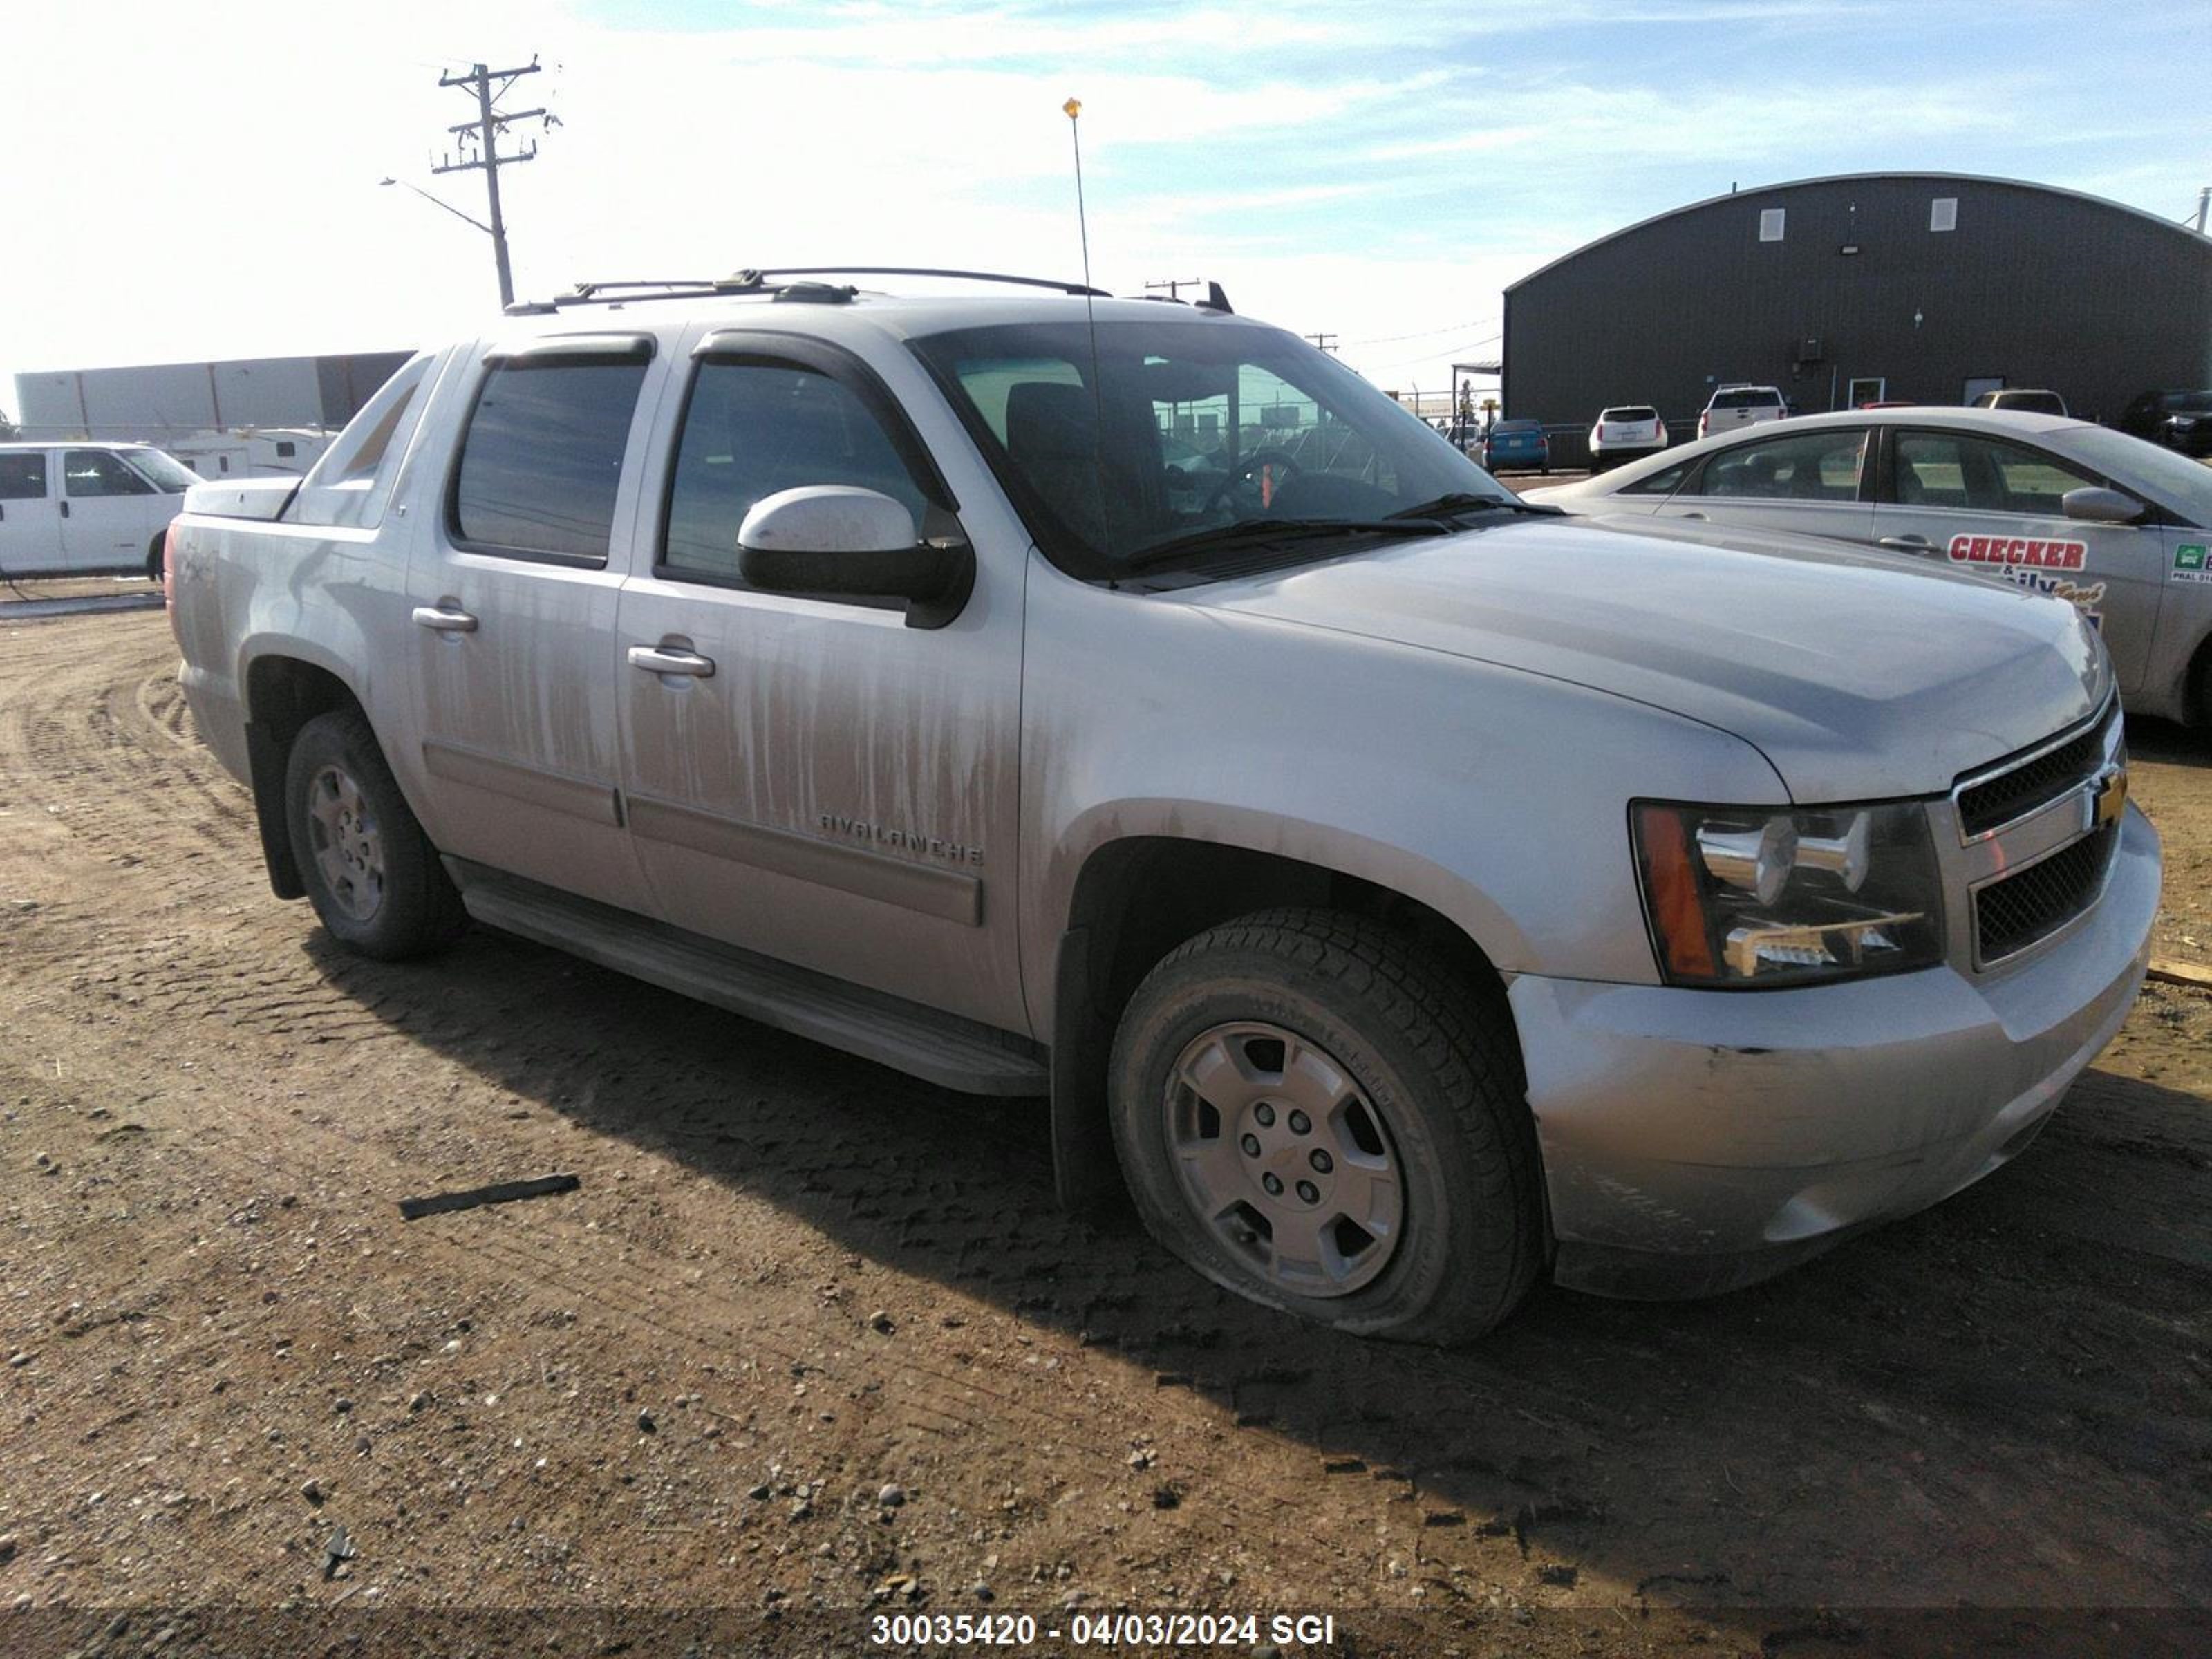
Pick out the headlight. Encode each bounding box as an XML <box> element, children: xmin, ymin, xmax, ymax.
<box><xmin>1631</xmin><ymin>800</ymin><xmax>1944</xmax><ymax>987</ymax></box>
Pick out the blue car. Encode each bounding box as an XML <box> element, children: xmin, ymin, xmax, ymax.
<box><xmin>1479</xmin><ymin>419</ymin><xmax>1550</xmax><ymax>474</ymax></box>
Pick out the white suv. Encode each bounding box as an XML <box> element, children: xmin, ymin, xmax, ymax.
<box><xmin>1697</xmin><ymin>384</ymin><xmax>1788</xmax><ymax>438</ymax></box>
<box><xmin>1588</xmin><ymin>405</ymin><xmax>1667</xmax><ymax>471</ymax></box>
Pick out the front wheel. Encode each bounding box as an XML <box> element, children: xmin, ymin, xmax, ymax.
<box><xmin>1108</xmin><ymin>908</ymin><xmax>1544</xmax><ymax>1344</ymax></box>
<box><xmin>284</xmin><ymin>709</ymin><xmax>465</xmax><ymax>960</ymax></box>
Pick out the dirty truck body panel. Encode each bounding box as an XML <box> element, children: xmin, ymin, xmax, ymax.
<box><xmin>169</xmin><ymin>289</ymin><xmax>2159</xmax><ymax>1315</ymax></box>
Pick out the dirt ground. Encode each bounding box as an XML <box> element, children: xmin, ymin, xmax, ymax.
<box><xmin>1</xmin><ymin>610</ymin><xmax>2206</xmax><ymax>1658</ymax></box>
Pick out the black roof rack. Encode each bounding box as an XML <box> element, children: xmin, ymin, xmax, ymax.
<box><xmin>505</xmin><ymin>265</ymin><xmax>1111</xmax><ymax>315</ymax></box>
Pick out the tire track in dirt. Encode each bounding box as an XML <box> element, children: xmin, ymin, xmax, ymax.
<box><xmin>6</xmin><ymin>611</ymin><xmax>2207</xmax><ymax>1622</ymax></box>
<box><xmin>0</xmin><ymin>616</ymin><xmax>1447</xmax><ymax>1604</ymax></box>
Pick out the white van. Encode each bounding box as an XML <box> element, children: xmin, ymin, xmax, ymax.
<box><xmin>0</xmin><ymin>442</ymin><xmax>202</xmax><ymax>578</ymax></box>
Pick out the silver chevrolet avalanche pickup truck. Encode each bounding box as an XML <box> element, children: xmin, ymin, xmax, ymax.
<box><xmin>167</xmin><ymin>270</ymin><xmax>2161</xmax><ymax>1343</ymax></box>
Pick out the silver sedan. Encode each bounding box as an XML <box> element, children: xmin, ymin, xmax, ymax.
<box><xmin>1527</xmin><ymin>409</ymin><xmax>2212</xmax><ymax>729</ymax></box>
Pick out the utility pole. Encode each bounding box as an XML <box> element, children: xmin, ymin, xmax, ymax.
<box><xmin>1145</xmin><ymin>277</ymin><xmax>1203</xmax><ymax>301</ymax></box>
<box><xmin>1305</xmin><ymin>332</ymin><xmax>1338</xmax><ymax>354</ymax></box>
<box><xmin>433</xmin><ymin>58</ymin><xmax>550</xmax><ymax>308</ymax></box>
<box><xmin>2197</xmin><ymin>187</ymin><xmax>2209</xmax><ymax>234</ymax></box>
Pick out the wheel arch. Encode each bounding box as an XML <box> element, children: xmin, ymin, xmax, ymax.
<box><xmin>239</xmin><ymin>650</ymin><xmax>371</xmax><ymax>899</ymax></box>
<box><xmin>1047</xmin><ymin>831</ymin><xmax>1525</xmax><ymax>1213</ymax></box>
<box><xmin>2185</xmin><ymin>624</ymin><xmax>2212</xmax><ymax>729</ymax></box>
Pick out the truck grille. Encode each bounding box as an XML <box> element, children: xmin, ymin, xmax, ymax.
<box><xmin>1975</xmin><ymin>825</ymin><xmax>2117</xmax><ymax>964</ymax></box>
<box><xmin>1956</xmin><ymin>702</ymin><xmax>2116</xmax><ymax>838</ymax></box>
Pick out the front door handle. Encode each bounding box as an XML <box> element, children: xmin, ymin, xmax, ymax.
<box><xmin>412</xmin><ymin>604</ymin><xmax>478</xmax><ymax>633</ymax></box>
<box><xmin>628</xmin><ymin>644</ymin><xmax>716</xmax><ymax>678</ymax></box>
<box><xmin>1877</xmin><ymin>534</ymin><xmax>1935</xmax><ymax>552</ymax></box>
<box><xmin>59</xmin><ymin>500</ymin><xmax>70</xmax><ymax>519</ymax></box>
<box><xmin>1676</xmin><ymin>510</ymin><xmax>1707</xmax><ymax>521</ymax></box>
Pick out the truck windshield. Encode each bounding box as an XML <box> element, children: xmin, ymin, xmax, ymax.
<box><xmin>124</xmin><ymin>449</ymin><xmax>205</xmax><ymax>491</ymax></box>
<box><xmin>908</xmin><ymin>318</ymin><xmax>1514</xmax><ymax>579</ymax></box>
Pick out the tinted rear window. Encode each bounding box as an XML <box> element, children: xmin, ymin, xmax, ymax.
<box><xmin>1600</xmin><ymin>407</ymin><xmax>1658</xmax><ymax>422</ymax></box>
<box><xmin>1712</xmin><ymin>390</ymin><xmax>1781</xmax><ymax>409</ymax></box>
<box><xmin>451</xmin><ymin>359</ymin><xmax>648</xmax><ymax>563</ymax></box>
<box><xmin>1492</xmin><ymin>421</ymin><xmax>1544</xmax><ymax>435</ymax></box>
<box><xmin>0</xmin><ymin>453</ymin><xmax>47</xmax><ymax>500</ymax></box>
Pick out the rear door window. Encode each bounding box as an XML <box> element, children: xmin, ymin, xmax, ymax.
<box><xmin>451</xmin><ymin>348</ymin><xmax>651</xmax><ymax>565</ymax></box>
<box><xmin>1683</xmin><ymin>429</ymin><xmax>1867</xmax><ymax>501</ymax></box>
<box><xmin>0</xmin><ymin>453</ymin><xmax>47</xmax><ymax>500</ymax></box>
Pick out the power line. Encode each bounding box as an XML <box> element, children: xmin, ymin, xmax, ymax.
<box><xmin>429</xmin><ymin>57</ymin><xmax>552</xmax><ymax>308</ymax></box>
<box><xmin>1358</xmin><ymin>332</ymin><xmax>1503</xmax><ymax>372</ymax></box>
<box><xmin>1306</xmin><ymin>332</ymin><xmax>1339</xmax><ymax>354</ymax></box>
<box><xmin>1341</xmin><ymin>317</ymin><xmax>1499</xmax><ymax>347</ymax></box>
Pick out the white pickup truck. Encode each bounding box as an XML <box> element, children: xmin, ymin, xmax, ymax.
<box><xmin>167</xmin><ymin>270</ymin><xmax>2159</xmax><ymax>1342</ymax></box>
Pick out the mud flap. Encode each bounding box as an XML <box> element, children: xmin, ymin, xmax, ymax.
<box><xmin>1051</xmin><ymin>925</ymin><xmax>1127</xmax><ymax>1215</ymax></box>
<box><xmin>245</xmin><ymin>720</ymin><xmax>306</xmax><ymax>899</ymax></box>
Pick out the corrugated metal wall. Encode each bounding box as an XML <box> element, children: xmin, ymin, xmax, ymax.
<box><xmin>12</xmin><ymin>350</ymin><xmax>414</xmax><ymax>444</ymax></box>
<box><xmin>1503</xmin><ymin>175</ymin><xmax>2212</xmax><ymax>466</ymax></box>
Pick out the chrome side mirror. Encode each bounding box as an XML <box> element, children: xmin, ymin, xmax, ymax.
<box><xmin>737</xmin><ymin>487</ymin><xmax>973</xmax><ymax>629</ymax></box>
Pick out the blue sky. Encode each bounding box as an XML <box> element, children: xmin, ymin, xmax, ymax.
<box><xmin>4</xmin><ymin>0</ymin><xmax>2208</xmax><ymax>421</ymax></box>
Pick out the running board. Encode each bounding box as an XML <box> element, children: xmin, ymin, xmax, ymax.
<box><xmin>451</xmin><ymin>864</ymin><xmax>1048</xmax><ymax>1097</ymax></box>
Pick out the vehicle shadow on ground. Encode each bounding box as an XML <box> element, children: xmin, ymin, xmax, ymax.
<box><xmin>299</xmin><ymin>924</ymin><xmax>2212</xmax><ymax>1631</ymax></box>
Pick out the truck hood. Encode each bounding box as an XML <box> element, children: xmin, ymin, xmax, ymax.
<box><xmin>1184</xmin><ymin>512</ymin><xmax>2108</xmax><ymax>802</ymax></box>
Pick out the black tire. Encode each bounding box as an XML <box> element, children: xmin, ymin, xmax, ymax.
<box><xmin>147</xmin><ymin>536</ymin><xmax>166</xmax><ymax>582</ymax></box>
<box><xmin>283</xmin><ymin>709</ymin><xmax>465</xmax><ymax>960</ymax></box>
<box><xmin>1108</xmin><ymin>908</ymin><xmax>1544</xmax><ymax>1344</ymax></box>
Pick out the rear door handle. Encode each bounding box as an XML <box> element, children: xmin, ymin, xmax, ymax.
<box><xmin>1676</xmin><ymin>510</ymin><xmax>1707</xmax><ymax>521</ymax></box>
<box><xmin>411</xmin><ymin>604</ymin><xmax>478</xmax><ymax>633</ymax></box>
<box><xmin>628</xmin><ymin>644</ymin><xmax>715</xmax><ymax>678</ymax></box>
<box><xmin>59</xmin><ymin>500</ymin><xmax>69</xmax><ymax>518</ymax></box>
<box><xmin>1877</xmin><ymin>535</ymin><xmax>1935</xmax><ymax>552</ymax></box>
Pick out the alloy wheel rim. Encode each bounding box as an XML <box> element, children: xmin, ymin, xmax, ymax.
<box><xmin>1162</xmin><ymin>1020</ymin><xmax>1406</xmax><ymax>1297</ymax></box>
<box><xmin>306</xmin><ymin>764</ymin><xmax>386</xmax><ymax>923</ymax></box>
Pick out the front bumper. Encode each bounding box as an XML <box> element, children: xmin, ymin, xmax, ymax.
<box><xmin>1509</xmin><ymin>800</ymin><xmax>2160</xmax><ymax>1298</ymax></box>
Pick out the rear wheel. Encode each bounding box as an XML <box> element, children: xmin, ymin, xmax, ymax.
<box><xmin>1108</xmin><ymin>908</ymin><xmax>1544</xmax><ymax>1344</ymax></box>
<box><xmin>284</xmin><ymin>709</ymin><xmax>465</xmax><ymax>960</ymax></box>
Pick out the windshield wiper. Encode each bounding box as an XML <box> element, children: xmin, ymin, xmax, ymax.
<box><xmin>1122</xmin><ymin>516</ymin><xmax>1450</xmax><ymax>572</ymax></box>
<box><xmin>1388</xmin><ymin>492</ymin><xmax>1559</xmax><ymax>521</ymax></box>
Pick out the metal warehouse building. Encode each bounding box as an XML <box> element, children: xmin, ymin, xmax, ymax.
<box><xmin>1502</xmin><ymin>171</ymin><xmax>2212</xmax><ymax>462</ymax></box>
<box><xmin>11</xmin><ymin>350</ymin><xmax>413</xmax><ymax>444</ymax></box>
